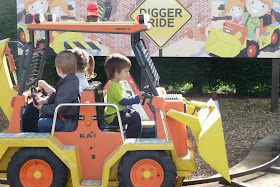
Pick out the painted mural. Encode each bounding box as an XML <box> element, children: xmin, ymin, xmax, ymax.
<box><xmin>16</xmin><ymin>0</ymin><xmax>280</xmax><ymax>58</ymax></box>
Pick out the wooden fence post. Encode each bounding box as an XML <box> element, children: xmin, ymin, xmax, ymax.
<box><xmin>271</xmin><ymin>58</ymin><xmax>279</xmax><ymax>112</ymax></box>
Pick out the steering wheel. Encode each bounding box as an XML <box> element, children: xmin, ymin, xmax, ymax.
<box><xmin>31</xmin><ymin>85</ymin><xmax>38</xmax><ymax>105</ymax></box>
<box><xmin>142</xmin><ymin>86</ymin><xmax>153</xmax><ymax>105</ymax></box>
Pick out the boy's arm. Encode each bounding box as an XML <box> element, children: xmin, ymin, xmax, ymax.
<box><xmin>254</xmin><ymin>27</ymin><xmax>260</xmax><ymax>42</ymax></box>
<box><xmin>41</xmin><ymin>87</ymin><xmax>76</xmax><ymax>115</ymax></box>
<box><xmin>38</xmin><ymin>80</ymin><xmax>56</xmax><ymax>95</ymax></box>
<box><xmin>119</xmin><ymin>95</ymin><xmax>140</xmax><ymax>106</ymax></box>
<box><xmin>253</xmin><ymin>18</ymin><xmax>261</xmax><ymax>42</ymax></box>
<box><xmin>119</xmin><ymin>92</ymin><xmax>144</xmax><ymax>106</ymax></box>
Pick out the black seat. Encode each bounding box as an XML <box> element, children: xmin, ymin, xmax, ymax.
<box><xmin>261</xmin><ymin>14</ymin><xmax>272</xmax><ymax>27</ymax></box>
<box><xmin>91</xmin><ymin>82</ymin><xmax>121</xmax><ymax>132</ymax></box>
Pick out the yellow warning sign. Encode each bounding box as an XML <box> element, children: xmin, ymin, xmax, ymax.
<box><xmin>130</xmin><ymin>0</ymin><xmax>192</xmax><ymax>49</ymax></box>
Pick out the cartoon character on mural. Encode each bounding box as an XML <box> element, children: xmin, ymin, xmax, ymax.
<box><xmin>50</xmin><ymin>0</ymin><xmax>70</xmax><ymax>21</ymax></box>
<box><xmin>28</xmin><ymin>0</ymin><xmax>49</xmax><ymax>41</ymax></box>
<box><xmin>222</xmin><ymin>0</ymin><xmax>244</xmax><ymax>24</ymax></box>
<box><xmin>25</xmin><ymin>0</ymin><xmax>49</xmax><ymax>16</ymax></box>
<box><xmin>205</xmin><ymin>0</ymin><xmax>279</xmax><ymax>58</ymax></box>
<box><xmin>242</xmin><ymin>0</ymin><xmax>273</xmax><ymax>42</ymax></box>
<box><xmin>17</xmin><ymin>0</ymin><xmax>49</xmax><ymax>44</ymax></box>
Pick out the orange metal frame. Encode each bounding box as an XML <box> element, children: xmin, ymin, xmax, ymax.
<box><xmin>27</xmin><ymin>22</ymin><xmax>151</xmax><ymax>34</ymax></box>
<box><xmin>8</xmin><ymin>90</ymin><xmax>123</xmax><ymax>179</ymax></box>
<box><xmin>8</xmin><ymin>88</ymin><xmax>189</xmax><ymax>179</ymax></box>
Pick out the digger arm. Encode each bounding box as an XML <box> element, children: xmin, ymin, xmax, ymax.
<box><xmin>0</xmin><ymin>39</ymin><xmax>18</xmax><ymax>121</ymax></box>
<box><xmin>184</xmin><ymin>99</ymin><xmax>215</xmax><ymax>112</ymax></box>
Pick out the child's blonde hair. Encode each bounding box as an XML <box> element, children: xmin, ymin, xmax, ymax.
<box><xmin>259</xmin><ymin>0</ymin><xmax>273</xmax><ymax>10</ymax></box>
<box><xmin>24</xmin><ymin>0</ymin><xmax>38</xmax><ymax>9</ymax></box>
<box><xmin>55</xmin><ymin>51</ymin><xmax>77</xmax><ymax>74</ymax></box>
<box><xmin>50</xmin><ymin>0</ymin><xmax>70</xmax><ymax>16</ymax></box>
<box><xmin>104</xmin><ymin>53</ymin><xmax>131</xmax><ymax>80</ymax></box>
<box><xmin>71</xmin><ymin>48</ymin><xmax>96</xmax><ymax>79</ymax></box>
<box><xmin>222</xmin><ymin>0</ymin><xmax>244</xmax><ymax>17</ymax></box>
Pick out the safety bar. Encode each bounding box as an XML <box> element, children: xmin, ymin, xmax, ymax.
<box><xmin>183</xmin><ymin>98</ymin><xmax>215</xmax><ymax>111</ymax></box>
<box><xmin>8</xmin><ymin>41</ymin><xmax>25</xmax><ymax>49</ymax></box>
<box><xmin>158</xmin><ymin>109</ymin><xmax>170</xmax><ymax>142</ymax></box>
<box><xmin>51</xmin><ymin>103</ymin><xmax>125</xmax><ymax>143</ymax></box>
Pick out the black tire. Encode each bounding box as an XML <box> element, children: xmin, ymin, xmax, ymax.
<box><xmin>118</xmin><ymin>151</ymin><xmax>177</xmax><ymax>187</ymax></box>
<box><xmin>244</xmin><ymin>41</ymin><xmax>260</xmax><ymax>58</ymax></box>
<box><xmin>7</xmin><ymin>148</ymin><xmax>68</xmax><ymax>187</ymax></box>
<box><xmin>270</xmin><ymin>30</ymin><xmax>280</xmax><ymax>48</ymax></box>
<box><xmin>36</xmin><ymin>39</ymin><xmax>45</xmax><ymax>49</ymax></box>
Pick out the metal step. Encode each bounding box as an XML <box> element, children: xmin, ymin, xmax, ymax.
<box><xmin>81</xmin><ymin>179</ymin><xmax>101</xmax><ymax>185</ymax></box>
<box><xmin>62</xmin><ymin>145</ymin><xmax>76</xmax><ymax>150</ymax></box>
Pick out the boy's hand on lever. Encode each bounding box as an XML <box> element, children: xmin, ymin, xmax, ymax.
<box><xmin>138</xmin><ymin>91</ymin><xmax>145</xmax><ymax>100</ymax></box>
<box><xmin>33</xmin><ymin>102</ymin><xmax>43</xmax><ymax>110</ymax></box>
<box><xmin>33</xmin><ymin>94</ymin><xmax>48</xmax><ymax>109</ymax></box>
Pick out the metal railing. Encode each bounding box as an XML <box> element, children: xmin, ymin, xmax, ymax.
<box><xmin>51</xmin><ymin>102</ymin><xmax>125</xmax><ymax>143</ymax></box>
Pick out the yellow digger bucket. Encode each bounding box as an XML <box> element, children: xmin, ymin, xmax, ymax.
<box><xmin>0</xmin><ymin>38</ymin><xmax>17</xmax><ymax>121</ymax></box>
<box><xmin>166</xmin><ymin>99</ymin><xmax>230</xmax><ymax>183</ymax></box>
<box><xmin>205</xmin><ymin>28</ymin><xmax>242</xmax><ymax>58</ymax></box>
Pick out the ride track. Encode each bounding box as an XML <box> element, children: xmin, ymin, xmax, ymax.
<box><xmin>182</xmin><ymin>153</ymin><xmax>280</xmax><ymax>187</ymax></box>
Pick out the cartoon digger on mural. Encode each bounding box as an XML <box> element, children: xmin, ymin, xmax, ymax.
<box><xmin>205</xmin><ymin>0</ymin><xmax>280</xmax><ymax>58</ymax></box>
<box><xmin>17</xmin><ymin>0</ymin><xmax>49</xmax><ymax>44</ymax></box>
<box><xmin>17</xmin><ymin>0</ymin><xmax>102</xmax><ymax>55</ymax></box>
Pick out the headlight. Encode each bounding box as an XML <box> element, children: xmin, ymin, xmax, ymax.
<box><xmin>225</xmin><ymin>29</ymin><xmax>231</xmax><ymax>34</ymax></box>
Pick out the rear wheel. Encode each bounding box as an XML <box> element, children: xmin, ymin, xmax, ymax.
<box><xmin>270</xmin><ymin>30</ymin><xmax>279</xmax><ymax>48</ymax></box>
<box><xmin>7</xmin><ymin>148</ymin><xmax>68</xmax><ymax>187</ymax></box>
<box><xmin>244</xmin><ymin>41</ymin><xmax>260</xmax><ymax>58</ymax></box>
<box><xmin>36</xmin><ymin>39</ymin><xmax>45</xmax><ymax>49</ymax></box>
<box><xmin>118</xmin><ymin>151</ymin><xmax>177</xmax><ymax>187</ymax></box>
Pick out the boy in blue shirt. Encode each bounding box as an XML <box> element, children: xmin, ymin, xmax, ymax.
<box><xmin>104</xmin><ymin>53</ymin><xmax>144</xmax><ymax>138</ymax></box>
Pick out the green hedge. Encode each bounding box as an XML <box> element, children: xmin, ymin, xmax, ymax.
<box><xmin>42</xmin><ymin>56</ymin><xmax>275</xmax><ymax>97</ymax></box>
<box><xmin>152</xmin><ymin>57</ymin><xmax>273</xmax><ymax>97</ymax></box>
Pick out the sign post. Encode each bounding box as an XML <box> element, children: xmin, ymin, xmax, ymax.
<box><xmin>271</xmin><ymin>59</ymin><xmax>279</xmax><ymax>112</ymax></box>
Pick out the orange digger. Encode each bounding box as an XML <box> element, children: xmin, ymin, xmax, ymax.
<box><xmin>0</xmin><ymin>13</ymin><xmax>230</xmax><ymax>186</ymax></box>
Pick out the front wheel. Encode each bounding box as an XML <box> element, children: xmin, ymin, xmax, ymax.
<box><xmin>118</xmin><ymin>151</ymin><xmax>177</xmax><ymax>187</ymax></box>
<box><xmin>7</xmin><ymin>148</ymin><xmax>68</xmax><ymax>187</ymax></box>
<box><xmin>244</xmin><ymin>41</ymin><xmax>260</xmax><ymax>58</ymax></box>
<box><xmin>17</xmin><ymin>28</ymin><xmax>26</xmax><ymax>44</ymax></box>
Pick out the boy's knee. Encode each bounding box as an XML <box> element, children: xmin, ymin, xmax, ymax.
<box><xmin>37</xmin><ymin>118</ymin><xmax>52</xmax><ymax>132</ymax></box>
<box><xmin>38</xmin><ymin>124</ymin><xmax>50</xmax><ymax>133</ymax></box>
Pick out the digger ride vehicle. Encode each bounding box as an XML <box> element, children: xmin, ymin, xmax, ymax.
<box><xmin>205</xmin><ymin>10</ymin><xmax>280</xmax><ymax>58</ymax></box>
<box><xmin>0</xmin><ymin>13</ymin><xmax>230</xmax><ymax>186</ymax></box>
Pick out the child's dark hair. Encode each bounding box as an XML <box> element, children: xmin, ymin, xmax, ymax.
<box><xmin>71</xmin><ymin>48</ymin><xmax>96</xmax><ymax>79</ymax></box>
<box><xmin>104</xmin><ymin>53</ymin><xmax>131</xmax><ymax>80</ymax></box>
